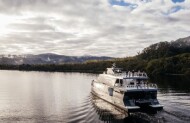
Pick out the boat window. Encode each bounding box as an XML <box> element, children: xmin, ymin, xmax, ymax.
<box><xmin>108</xmin><ymin>87</ymin><xmax>113</xmax><ymax>96</ymax></box>
<box><xmin>115</xmin><ymin>79</ymin><xmax>120</xmax><ymax>87</ymax></box>
<box><xmin>130</xmin><ymin>82</ymin><xmax>134</xmax><ymax>85</ymax></box>
<box><xmin>120</xmin><ymin>79</ymin><xmax>123</xmax><ymax>86</ymax></box>
<box><xmin>115</xmin><ymin>79</ymin><xmax>123</xmax><ymax>86</ymax></box>
<box><xmin>124</xmin><ymin>91</ymin><xmax>157</xmax><ymax>100</ymax></box>
<box><xmin>116</xmin><ymin>79</ymin><xmax>119</xmax><ymax>83</ymax></box>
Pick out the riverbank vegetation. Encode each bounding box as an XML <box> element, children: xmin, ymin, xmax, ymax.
<box><xmin>0</xmin><ymin>36</ymin><xmax>190</xmax><ymax>76</ymax></box>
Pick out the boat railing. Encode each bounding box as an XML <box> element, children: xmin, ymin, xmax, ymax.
<box><xmin>110</xmin><ymin>71</ymin><xmax>148</xmax><ymax>78</ymax></box>
<box><xmin>126</xmin><ymin>71</ymin><xmax>148</xmax><ymax>78</ymax></box>
<box><xmin>126</xmin><ymin>83</ymin><xmax>157</xmax><ymax>89</ymax></box>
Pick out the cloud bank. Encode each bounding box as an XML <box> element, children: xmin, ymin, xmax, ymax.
<box><xmin>0</xmin><ymin>0</ymin><xmax>189</xmax><ymax>57</ymax></box>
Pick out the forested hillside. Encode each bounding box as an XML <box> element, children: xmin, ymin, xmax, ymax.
<box><xmin>137</xmin><ymin>36</ymin><xmax>190</xmax><ymax>60</ymax></box>
<box><xmin>0</xmin><ymin>36</ymin><xmax>189</xmax><ymax>76</ymax></box>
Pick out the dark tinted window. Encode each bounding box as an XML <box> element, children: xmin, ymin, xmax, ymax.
<box><xmin>120</xmin><ymin>79</ymin><xmax>123</xmax><ymax>86</ymax></box>
<box><xmin>124</xmin><ymin>91</ymin><xmax>157</xmax><ymax>100</ymax></box>
<box><xmin>116</xmin><ymin>79</ymin><xmax>119</xmax><ymax>83</ymax></box>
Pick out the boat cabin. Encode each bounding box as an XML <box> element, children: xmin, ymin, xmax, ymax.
<box><xmin>97</xmin><ymin>65</ymin><xmax>157</xmax><ymax>90</ymax></box>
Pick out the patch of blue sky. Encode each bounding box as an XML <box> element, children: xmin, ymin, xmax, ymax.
<box><xmin>109</xmin><ymin>0</ymin><xmax>138</xmax><ymax>10</ymax></box>
<box><xmin>171</xmin><ymin>0</ymin><xmax>185</xmax><ymax>3</ymax></box>
<box><xmin>163</xmin><ymin>5</ymin><xmax>184</xmax><ymax>15</ymax></box>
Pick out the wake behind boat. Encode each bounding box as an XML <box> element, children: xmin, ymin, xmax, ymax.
<box><xmin>91</xmin><ymin>64</ymin><xmax>163</xmax><ymax>114</ymax></box>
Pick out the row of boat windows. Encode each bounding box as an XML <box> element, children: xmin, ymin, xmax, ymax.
<box><xmin>115</xmin><ymin>79</ymin><xmax>147</xmax><ymax>87</ymax></box>
<box><xmin>115</xmin><ymin>79</ymin><xmax>123</xmax><ymax>86</ymax></box>
<box><xmin>124</xmin><ymin>91</ymin><xmax>157</xmax><ymax>100</ymax></box>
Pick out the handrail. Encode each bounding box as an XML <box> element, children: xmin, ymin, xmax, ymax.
<box><xmin>105</xmin><ymin>71</ymin><xmax>148</xmax><ymax>78</ymax></box>
<box><xmin>126</xmin><ymin>83</ymin><xmax>157</xmax><ymax>89</ymax></box>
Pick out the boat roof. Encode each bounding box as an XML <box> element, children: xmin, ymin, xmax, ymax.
<box><xmin>102</xmin><ymin>71</ymin><xmax>148</xmax><ymax>79</ymax></box>
<box><xmin>96</xmin><ymin>64</ymin><xmax>149</xmax><ymax>87</ymax></box>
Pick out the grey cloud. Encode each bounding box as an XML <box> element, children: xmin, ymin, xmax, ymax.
<box><xmin>0</xmin><ymin>0</ymin><xmax>190</xmax><ymax>57</ymax></box>
<box><xmin>8</xmin><ymin>23</ymin><xmax>55</xmax><ymax>31</ymax></box>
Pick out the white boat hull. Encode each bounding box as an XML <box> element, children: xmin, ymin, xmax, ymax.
<box><xmin>91</xmin><ymin>81</ymin><xmax>163</xmax><ymax>113</ymax></box>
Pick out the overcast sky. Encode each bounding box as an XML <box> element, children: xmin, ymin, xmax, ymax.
<box><xmin>0</xmin><ymin>0</ymin><xmax>189</xmax><ymax>57</ymax></box>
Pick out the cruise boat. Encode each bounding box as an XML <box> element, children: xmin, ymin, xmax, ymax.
<box><xmin>91</xmin><ymin>64</ymin><xmax>163</xmax><ymax>113</ymax></box>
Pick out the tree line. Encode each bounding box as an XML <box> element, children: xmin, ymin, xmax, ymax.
<box><xmin>0</xmin><ymin>37</ymin><xmax>190</xmax><ymax>76</ymax></box>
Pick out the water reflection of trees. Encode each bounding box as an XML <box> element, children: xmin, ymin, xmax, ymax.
<box><xmin>150</xmin><ymin>76</ymin><xmax>190</xmax><ymax>93</ymax></box>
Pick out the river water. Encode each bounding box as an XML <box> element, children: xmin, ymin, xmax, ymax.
<box><xmin>0</xmin><ymin>70</ymin><xmax>189</xmax><ymax>123</ymax></box>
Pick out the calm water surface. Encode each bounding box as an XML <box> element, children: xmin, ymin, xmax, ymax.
<box><xmin>0</xmin><ymin>70</ymin><xmax>189</xmax><ymax>123</ymax></box>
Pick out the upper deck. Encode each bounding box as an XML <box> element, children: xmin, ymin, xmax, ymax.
<box><xmin>95</xmin><ymin>64</ymin><xmax>157</xmax><ymax>91</ymax></box>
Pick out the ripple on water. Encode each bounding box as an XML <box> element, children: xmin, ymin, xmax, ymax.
<box><xmin>0</xmin><ymin>71</ymin><xmax>190</xmax><ymax>123</ymax></box>
<box><xmin>67</xmin><ymin>95</ymin><xmax>97</xmax><ymax>123</ymax></box>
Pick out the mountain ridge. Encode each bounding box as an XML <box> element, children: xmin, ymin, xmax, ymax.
<box><xmin>0</xmin><ymin>53</ymin><xmax>113</xmax><ymax>65</ymax></box>
<box><xmin>0</xmin><ymin>36</ymin><xmax>189</xmax><ymax>75</ymax></box>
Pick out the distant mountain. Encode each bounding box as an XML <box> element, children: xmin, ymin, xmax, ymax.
<box><xmin>138</xmin><ymin>36</ymin><xmax>190</xmax><ymax>60</ymax></box>
<box><xmin>0</xmin><ymin>53</ymin><xmax>113</xmax><ymax>65</ymax></box>
<box><xmin>0</xmin><ymin>36</ymin><xmax>189</xmax><ymax>76</ymax></box>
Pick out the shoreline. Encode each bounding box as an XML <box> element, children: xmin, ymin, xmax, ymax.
<box><xmin>0</xmin><ymin>68</ymin><xmax>188</xmax><ymax>78</ymax></box>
